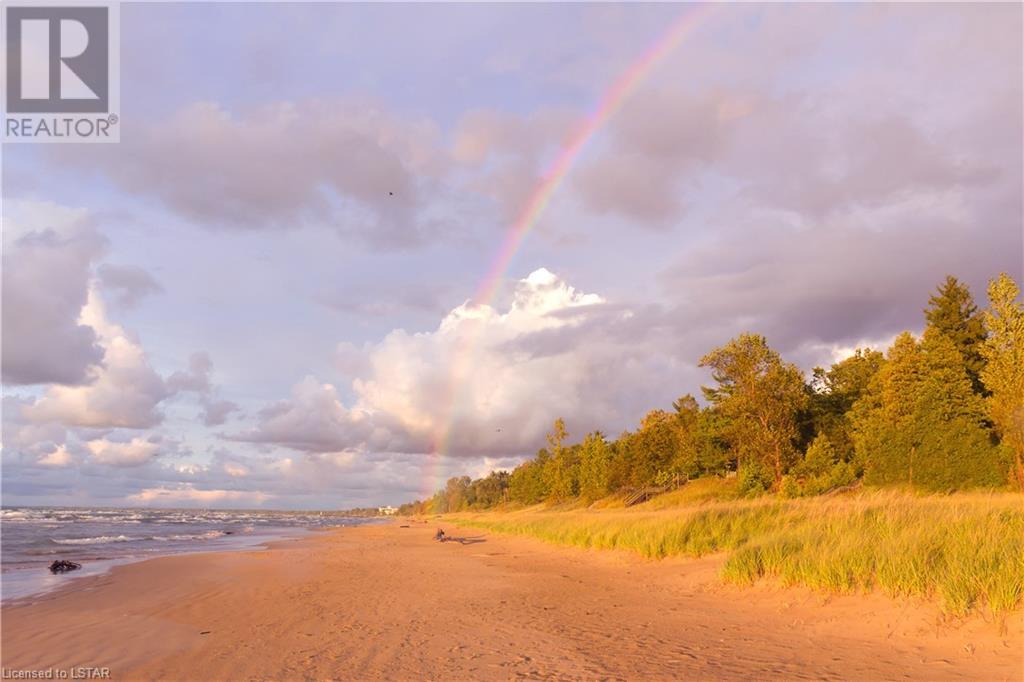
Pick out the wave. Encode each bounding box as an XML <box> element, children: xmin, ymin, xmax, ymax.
<box><xmin>152</xmin><ymin>530</ymin><xmax>227</xmax><ymax>542</ymax></box>
<box><xmin>51</xmin><ymin>535</ymin><xmax>135</xmax><ymax>545</ymax></box>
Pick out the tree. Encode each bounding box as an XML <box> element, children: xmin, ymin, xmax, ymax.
<box><xmin>544</xmin><ymin>419</ymin><xmax>577</xmax><ymax>501</ymax></box>
<box><xmin>669</xmin><ymin>395</ymin><xmax>703</xmax><ymax>478</ymax></box>
<box><xmin>632</xmin><ymin>409</ymin><xmax>684</xmax><ymax>486</ymax></box>
<box><xmin>578</xmin><ymin>432</ymin><xmax>612</xmax><ymax>501</ymax></box>
<box><xmin>470</xmin><ymin>470</ymin><xmax>510</xmax><ymax>508</ymax></box>
<box><xmin>509</xmin><ymin>451</ymin><xmax>551</xmax><ymax>505</ymax></box>
<box><xmin>809</xmin><ymin>349</ymin><xmax>885</xmax><ymax>461</ymax></box>
<box><xmin>924</xmin><ymin>275</ymin><xmax>987</xmax><ymax>394</ymax></box>
<box><xmin>851</xmin><ymin>330</ymin><xmax>1002</xmax><ymax>490</ymax></box>
<box><xmin>849</xmin><ymin>333</ymin><xmax>922</xmax><ymax>485</ymax></box>
<box><xmin>435</xmin><ymin>476</ymin><xmax>473</xmax><ymax>512</ymax></box>
<box><xmin>700</xmin><ymin>334</ymin><xmax>807</xmax><ymax>485</ymax></box>
<box><xmin>980</xmin><ymin>273</ymin><xmax>1024</xmax><ymax>490</ymax></box>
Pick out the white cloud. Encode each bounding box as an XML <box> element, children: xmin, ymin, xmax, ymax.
<box><xmin>37</xmin><ymin>445</ymin><xmax>73</xmax><ymax>468</ymax></box>
<box><xmin>24</xmin><ymin>290</ymin><xmax>170</xmax><ymax>429</ymax></box>
<box><xmin>127</xmin><ymin>485</ymin><xmax>272</xmax><ymax>506</ymax></box>
<box><xmin>86</xmin><ymin>437</ymin><xmax>161</xmax><ymax>467</ymax></box>
<box><xmin>223</xmin><ymin>462</ymin><xmax>249</xmax><ymax>477</ymax></box>
<box><xmin>235</xmin><ymin>268</ymin><xmax>686</xmax><ymax>458</ymax></box>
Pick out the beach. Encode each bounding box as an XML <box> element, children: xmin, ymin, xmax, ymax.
<box><xmin>1</xmin><ymin>522</ymin><xmax>1020</xmax><ymax>681</ymax></box>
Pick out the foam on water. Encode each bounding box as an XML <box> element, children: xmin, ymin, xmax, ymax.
<box><xmin>1</xmin><ymin>507</ymin><xmax>379</xmax><ymax>601</ymax></box>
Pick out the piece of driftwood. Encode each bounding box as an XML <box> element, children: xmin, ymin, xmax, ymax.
<box><xmin>48</xmin><ymin>560</ymin><xmax>81</xmax><ymax>574</ymax></box>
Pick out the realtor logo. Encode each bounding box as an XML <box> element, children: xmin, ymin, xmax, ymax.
<box><xmin>2</xmin><ymin>3</ymin><xmax>120</xmax><ymax>142</ymax></box>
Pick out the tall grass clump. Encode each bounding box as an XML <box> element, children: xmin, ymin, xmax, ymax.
<box><xmin>449</xmin><ymin>491</ymin><xmax>1024</xmax><ymax>617</ymax></box>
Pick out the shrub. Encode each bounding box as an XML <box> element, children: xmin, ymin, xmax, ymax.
<box><xmin>737</xmin><ymin>460</ymin><xmax>774</xmax><ymax>497</ymax></box>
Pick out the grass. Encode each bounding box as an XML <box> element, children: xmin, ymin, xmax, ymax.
<box><xmin>448</xmin><ymin>488</ymin><xmax>1024</xmax><ymax>617</ymax></box>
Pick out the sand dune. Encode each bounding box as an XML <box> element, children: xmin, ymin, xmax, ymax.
<box><xmin>1</xmin><ymin>523</ymin><xmax>1020</xmax><ymax>680</ymax></box>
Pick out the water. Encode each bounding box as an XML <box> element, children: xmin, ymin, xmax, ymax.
<box><xmin>1</xmin><ymin>507</ymin><xmax>380</xmax><ymax>601</ymax></box>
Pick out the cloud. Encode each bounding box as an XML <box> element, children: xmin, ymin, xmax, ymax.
<box><xmin>85</xmin><ymin>437</ymin><xmax>161</xmax><ymax>467</ymax></box>
<box><xmin>126</xmin><ymin>485</ymin><xmax>271</xmax><ymax>507</ymax></box>
<box><xmin>223</xmin><ymin>462</ymin><xmax>249</xmax><ymax>477</ymax></box>
<box><xmin>165</xmin><ymin>351</ymin><xmax>239</xmax><ymax>425</ymax></box>
<box><xmin>233</xmin><ymin>268</ymin><xmax>690</xmax><ymax>458</ymax></box>
<box><xmin>165</xmin><ymin>351</ymin><xmax>214</xmax><ymax>393</ymax></box>
<box><xmin>96</xmin><ymin>264</ymin><xmax>163</xmax><ymax>308</ymax></box>
<box><xmin>201</xmin><ymin>398</ymin><xmax>240</xmax><ymax>427</ymax></box>
<box><xmin>1</xmin><ymin>202</ymin><xmax>105</xmax><ymax>385</ymax></box>
<box><xmin>451</xmin><ymin>107</ymin><xmax>578</xmax><ymax>222</ymax></box>
<box><xmin>658</xmin><ymin>216</ymin><xmax>1022</xmax><ymax>370</ymax></box>
<box><xmin>37</xmin><ymin>445</ymin><xmax>73</xmax><ymax>469</ymax></box>
<box><xmin>23</xmin><ymin>290</ymin><xmax>171</xmax><ymax>429</ymax></box>
<box><xmin>58</xmin><ymin>98</ymin><xmax>447</xmax><ymax>248</ymax></box>
<box><xmin>229</xmin><ymin>376</ymin><xmax>376</xmax><ymax>453</ymax></box>
<box><xmin>574</xmin><ymin>90</ymin><xmax>742</xmax><ymax>224</ymax></box>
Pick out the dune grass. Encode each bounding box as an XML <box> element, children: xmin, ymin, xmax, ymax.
<box><xmin>448</xmin><ymin>490</ymin><xmax>1024</xmax><ymax>617</ymax></box>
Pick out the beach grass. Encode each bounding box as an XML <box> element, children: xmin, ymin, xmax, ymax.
<box><xmin>448</xmin><ymin>489</ymin><xmax>1024</xmax><ymax>617</ymax></box>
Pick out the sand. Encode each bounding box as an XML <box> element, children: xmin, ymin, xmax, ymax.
<box><xmin>1</xmin><ymin>522</ymin><xmax>1020</xmax><ymax>680</ymax></box>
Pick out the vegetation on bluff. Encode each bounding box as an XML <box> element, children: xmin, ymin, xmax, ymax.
<box><xmin>449</xmin><ymin>488</ymin><xmax>1024</xmax><ymax>617</ymax></box>
<box><xmin>399</xmin><ymin>274</ymin><xmax>1023</xmax><ymax>616</ymax></box>
<box><xmin>402</xmin><ymin>273</ymin><xmax>1022</xmax><ymax>514</ymax></box>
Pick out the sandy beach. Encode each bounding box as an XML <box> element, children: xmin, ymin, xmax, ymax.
<box><xmin>1</xmin><ymin>522</ymin><xmax>1020</xmax><ymax>681</ymax></box>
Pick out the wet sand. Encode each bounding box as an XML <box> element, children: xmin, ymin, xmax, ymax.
<box><xmin>1</xmin><ymin>522</ymin><xmax>1020</xmax><ymax>680</ymax></box>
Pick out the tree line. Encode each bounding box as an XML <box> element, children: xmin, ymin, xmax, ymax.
<box><xmin>399</xmin><ymin>273</ymin><xmax>1023</xmax><ymax>514</ymax></box>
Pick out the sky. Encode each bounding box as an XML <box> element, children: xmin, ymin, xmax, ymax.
<box><xmin>2</xmin><ymin>2</ymin><xmax>1021</xmax><ymax>510</ymax></box>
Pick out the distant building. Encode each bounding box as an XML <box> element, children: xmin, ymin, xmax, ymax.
<box><xmin>378</xmin><ymin>505</ymin><xmax>398</xmax><ymax>516</ymax></box>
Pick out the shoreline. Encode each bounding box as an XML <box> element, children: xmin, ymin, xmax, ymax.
<box><xmin>2</xmin><ymin>522</ymin><xmax>1020</xmax><ymax>680</ymax></box>
<box><xmin>0</xmin><ymin>526</ymin><xmax>330</xmax><ymax>604</ymax></box>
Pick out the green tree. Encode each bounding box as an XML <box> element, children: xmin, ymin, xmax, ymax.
<box><xmin>809</xmin><ymin>349</ymin><xmax>885</xmax><ymax>461</ymax></box>
<box><xmin>632</xmin><ymin>409</ymin><xmax>684</xmax><ymax>486</ymax></box>
<box><xmin>980</xmin><ymin>273</ymin><xmax>1024</xmax><ymax>490</ymax></box>
<box><xmin>544</xmin><ymin>419</ymin><xmax>577</xmax><ymax>501</ymax></box>
<box><xmin>924</xmin><ymin>275</ymin><xmax>987</xmax><ymax>394</ymax></box>
<box><xmin>800</xmin><ymin>433</ymin><xmax>839</xmax><ymax>477</ymax></box>
<box><xmin>578</xmin><ymin>431</ymin><xmax>612</xmax><ymax>501</ymax></box>
<box><xmin>850</xmin><ymin>333</ymin><xmax>922</xmax><ymax>485</ymax></box>
<box><xmin>700</xmin><ymin>334</ymin><xmax>808</xmax><ymax>485</ymax></box>
<box><xmin>509</xmin><ymin>450</ymin><xmax>551</xmax><ymax>505</ymax></box>
<box><xmin>692</xmin><ymin>406</ymin><xmax>731</xmax><ymax>475</ymax></box>
<box><xmin>851</xmin><ymin>330</ymin><xmax>1002</xmax><ymax>490</ymax></box>
<box><xmin>669</xmin><ymin>395</ymin><xmax>702</xmax><ymax>478</ymax></box>
<box><xmin>470</xmin><ymin>470</ymin><xmax>511</xmax><ymax>508</ymax></box>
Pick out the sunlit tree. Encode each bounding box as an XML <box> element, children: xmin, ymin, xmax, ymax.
<box><xmin>700</xmin><ymin>334</ymin><xmax>807</xmax><ymax>485</ymax></box>
<box><xmin>925</xmin><ymin>275</ymin><xmax>987</xmax><ymax>394</ymax></box>
<box><xmin>980</xmin><ymin>273</ymin><xmax>1024</xmax><ymax>490</ymax></box>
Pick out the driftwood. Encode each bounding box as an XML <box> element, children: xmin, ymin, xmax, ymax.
<box><xmin>49</xmin><ymin>560</ymin><xmax>81</xmax><ymax>574</ymax></box>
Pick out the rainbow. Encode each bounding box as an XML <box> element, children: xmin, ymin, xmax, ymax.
<box><xmin>421</xmin><ymin>4</ymin><xmax>716</xmax><ymax>499</ymax></box>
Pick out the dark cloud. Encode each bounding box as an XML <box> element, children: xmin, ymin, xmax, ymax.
<box><xmin>201</xmin><ymin>398</ymin><xmax>240</xmax><ymax>427</ymax></box>
<box><xmin>53</xmin><ymin>99</ymin><xmax>447</xmax><ymax>249</ymax></box>
<box><xmin>573</xmin><ymin>91</ymin><xmax>736</xmax><ymax>224</ymax></box>
<box><xmin>659</xmin><ymin>218</ymin><xmax>1022</xmax><ymax>367</ymax></box>
<box><xmin>165</xmin><ymin>351</ymin><xmax>214</xmax><ymax>393</ymax></box>
<box><xmin>97</xmin><ymin>264</ymin><xmax>163</xmax><ymax>308</ymax></box>
<box><xmin>2</xmin><ymin>227</ymin><xmax>105</xmax><ymax>386</ymax></box>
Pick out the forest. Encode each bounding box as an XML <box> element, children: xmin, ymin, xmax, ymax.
<box><xmin>400</xmin><ymin>273</ymin><xmax>1023</xmax><ymax>515</ymax></box>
